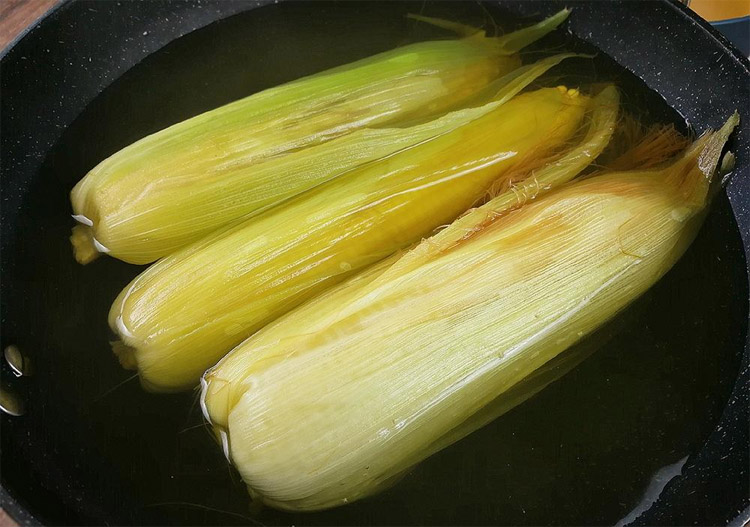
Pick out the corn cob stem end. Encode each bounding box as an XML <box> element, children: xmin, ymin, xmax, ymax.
<box><xmin>111</xmin><ymin>340</ymin><xmax>137</xmax><ymax>370</ymax></box>
<box><xmin>70</xmin><ymin>224</ymin><xmax>102</xmax><ymax>265</ymax></box>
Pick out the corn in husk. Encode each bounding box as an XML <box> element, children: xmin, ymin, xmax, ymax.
<box><xmin>69</xmin><ymin>11</ymin><xmax>569</xmax><ymax>265</ymax></box>
<box><xmin>109</xmin><ymin>73</ymin><xmax>611</xmax><ymax>392</ymax></box>
<box><xmin>200</xmin><ymin>113</ymin><xmax>738</xmax><ymax>511</ymax></box>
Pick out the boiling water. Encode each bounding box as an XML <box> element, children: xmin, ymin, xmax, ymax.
<box><xmin>1</xmin><ymin>2</ymin><xmax>746</xmax><ymax>525</ymax></box>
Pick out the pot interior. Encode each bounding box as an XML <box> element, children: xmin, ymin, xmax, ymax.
<box><xmin>1</xmin><ymin>2</ymin><xmax>747</xmax><ymax>525</ymax></box>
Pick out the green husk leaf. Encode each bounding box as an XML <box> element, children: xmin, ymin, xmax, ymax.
<box><xmin>408</xmin><ymin>9</ymin><xmax>570</xmax><ymax>53</ymax></box>
<box><xmin>72</xmin><ymin>12</ymin><xmax>573</xmax><ymax>266</ymax></box>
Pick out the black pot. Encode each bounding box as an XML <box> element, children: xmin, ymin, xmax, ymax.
<box><xmin>1</xmin><ymin>1</ymin><xmax>748</xmax><ymax>525</ymax></box>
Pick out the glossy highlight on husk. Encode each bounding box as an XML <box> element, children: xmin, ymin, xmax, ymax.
<box><xmin>70</xmin><ymin>10</ymin><xmax>569</xmax><ymax>265</ymax></box>
<box><xmin>109</xmin><ymin>75</ymin><xmax>596</xmax><ymax>393</ymax></box>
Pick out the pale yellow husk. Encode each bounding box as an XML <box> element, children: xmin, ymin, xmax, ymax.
<box><xmin>200</xmin><ymin>112</ymin><xmax>737</xmax><ymax>511</ymax></box>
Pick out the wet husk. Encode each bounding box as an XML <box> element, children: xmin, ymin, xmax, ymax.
<box><xmin>109</xmin><ymin>80</ymin><xmax>611</xmax><ymax>393</ymax></box>
<box><xmin>70</xmin><ymin>11</ymin><xmax>569</xmax><ymax>265</ymax></box>
<box><xmin>200</xmin><ymin>113</ymin><xmax>737</xmax><ymax>512</ymax></box>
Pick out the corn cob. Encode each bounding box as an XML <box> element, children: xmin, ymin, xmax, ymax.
<box><xmin>200</xmin><ymin>113</ymin><xmax>737</xmax><ymax>511</ymax></box>
<box><xmin>69</xmin><ymin>11</ymin><xmax>569</xmax><ymax>265</ymax></box>
<box><xmin>200</xmin><ymin>83</ymin><xmax>620</xmax><ymax>425</ymax></box>
<box><xmin>201</xmin><ymin>84</ymin><xmax>621</xmax><ymax>413</ymax></box>
<box><xmin>110</xmin><ymin>77</ymin><xmax>598</xmax><ymax>392</ymax></box>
